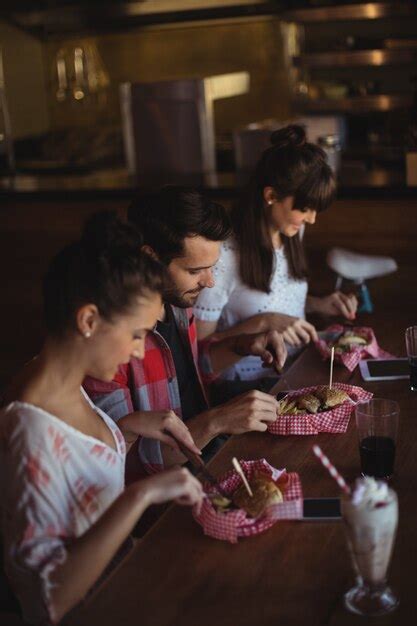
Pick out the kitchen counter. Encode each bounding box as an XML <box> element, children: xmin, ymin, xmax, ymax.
<box><xmin>0</xmin><ymin>166</ymin><xmax>416</xmax><ymax>201</ymax></box>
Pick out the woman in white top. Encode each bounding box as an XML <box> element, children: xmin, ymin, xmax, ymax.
<box><xmin>0</xmin><ymin>212</ymin><xmax>203</xmax><ymax>625</ymax></box>
<box><xmin>195</xmin><ymin>125</ymin><xmax>357</xmax><ymax>381</ymax></box>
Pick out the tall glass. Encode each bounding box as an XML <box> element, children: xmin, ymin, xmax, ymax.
<box><xmin>342</xmin><ymin>480</ymin><xmax>399</xmax><ymax>616</ymax></box>
<box><xmin>405</xmin><ymin>326</ymin><xmax>417</xmax><ymax>392</ymax></box>
<box><xmin>355</xmin><ymin>399</ymin><xmax>399</xmax><ymax>480</ymax></box>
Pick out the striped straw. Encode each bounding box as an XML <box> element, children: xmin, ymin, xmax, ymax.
<box><xmin>312</xmin><ymin>445</ymin><xmax>351</xmax><ymax>495</ymax></box>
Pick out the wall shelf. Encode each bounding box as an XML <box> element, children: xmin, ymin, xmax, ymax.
<box><xmin>5</xmin><ymin>1</ymin><xmax>284</xmax><ymax>39</ymax></box>
<box><xmin>294</xmin><ymin>48</ymin><xmax>417</xmax><ymax>68</ymax></box>
<box><xmin>286</xmin><ymin>2</ymin><xmax>416</xmax><ymax>172</ymax></box>
<box><xmin>293</xmin><ymin>94</ymin><xmax>414</xmax><ymax>113</ymax></box>
<box><xmin>283</xmin><ymin>2</ymin><xmax>417</xmax><ymax>23</ymax></box>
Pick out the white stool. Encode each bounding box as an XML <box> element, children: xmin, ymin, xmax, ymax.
<box><xmin>327</xmin><ymin>247</ymin><xmax>398</xmax><ymax>313</ymax></box>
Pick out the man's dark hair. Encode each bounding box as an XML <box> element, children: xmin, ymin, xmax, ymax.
<box><xmin>127</xmin><ymin>186</ymin><xmax>232</xmax><ymax>265</ymax></box>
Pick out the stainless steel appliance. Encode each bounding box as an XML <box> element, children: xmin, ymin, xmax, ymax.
<box><xmin>233</xmin><ymin>115</ymin><xmax>346</xmax><ymax>180</ymax></box>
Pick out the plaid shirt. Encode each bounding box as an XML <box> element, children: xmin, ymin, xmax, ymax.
<box><xmin>84</xmin><ymin>307</ymin><xmax>213</xmax><ymax>475</ymax></box>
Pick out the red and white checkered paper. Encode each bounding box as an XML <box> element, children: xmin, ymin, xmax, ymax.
<box><xmin>193</xmin><ymin>459</ymin><xmax>303</xmax><ymax>543</ymax></box>
<box><xmin>268</xmin><ymin>382</ymin><xmax>373</xmax><ymax>436</ymax></box>
<box><xmin>314</xmin><ymin>325</ymin><xmax>394</xmax><ymax>372</ymax></box>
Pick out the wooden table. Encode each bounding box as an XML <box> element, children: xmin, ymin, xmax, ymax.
<box><xmin>65</xmin><ymin>311</ymin><xmax>417</xmax><ymax>626</ymax></box>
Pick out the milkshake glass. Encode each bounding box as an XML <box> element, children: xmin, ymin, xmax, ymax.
<box><xmin>341</xmin><ymin>477</ymin><xmax>399</xmax><ymax>616</ymax></box>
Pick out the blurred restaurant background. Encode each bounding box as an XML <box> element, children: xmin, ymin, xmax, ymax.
<box><xmin>1</xmin><ymin>0</ymin><xmax>417</xmax><ymax>386</ymax></box>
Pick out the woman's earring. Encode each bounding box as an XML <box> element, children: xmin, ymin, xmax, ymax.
<box><xmin>268</xmin><ymin>200</ymin><xmax>273</xmax><ymax>205</ymax></box>
<box><xmin>84</xmin><ymin>331</ymin><xmax>91</xmax><ymax>339</ymax></box>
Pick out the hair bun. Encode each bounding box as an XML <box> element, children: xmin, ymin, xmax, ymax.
<box><xmin>81</xmin><ymin>211</ymin><xmax>142</xmax><ymax>255</ymax></box>
<box><xmin>270</xmin><ymin>124</ymin><xmax>306</xmax><ymax>149</ymax></box>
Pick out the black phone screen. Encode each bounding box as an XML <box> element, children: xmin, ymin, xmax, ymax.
<box><xmin>303</xmin><ymin>498</ymin><xmax>341</xmax><ymax>520</ymax></box>
<box><xmin>367</xmin><ymin>359</ymin><xmax>409</xmax><ymax>377</ymax></box>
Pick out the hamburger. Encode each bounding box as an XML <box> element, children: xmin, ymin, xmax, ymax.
<box><xmin>297</xmin><ymin>393</ymin><xmax>321</xmax><ymax>414</ymax></box>
<box><xmin>233</xmin><ymin>473</ymin><xmax>283</xmax><ymax>518</ymax></box>
<box><xmin>333</xmin><ymin>331</ymin><xmax>368</xmax><ymax>353</ymax></box>
<box><xmin>316</xmin><ymin>386</ymin><xmax>350</xmax><ymax>408</ymax></box>
<box><xmin>277</xmin><ymin>386</ymin><xmax>350</xmax><ymax>415</ymax></box>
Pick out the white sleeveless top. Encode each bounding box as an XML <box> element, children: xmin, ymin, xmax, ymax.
<box><xmin>194</xmin><ymin>238</ymin><xmax>308</xmax><ymax>380</ymax></box>
<box><xmin>0</xmin><ymin>391</ymin><xmax>126</xmax><ymax>625</ymax></box>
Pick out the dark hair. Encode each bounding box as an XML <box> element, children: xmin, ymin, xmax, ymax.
<box><xmin>232</xmin><ymin>124</ymin><xmax>336</xmax><ymax>293</ymax></box>
<box><xmin>43</xmin><ymin>211</ymin><xmax>165</xmax><ymax>335</ymax></box>
<box><xmin>127</xmin><ymin>186</ymin><xmax>232</xmax><ymax>265</ymax></box>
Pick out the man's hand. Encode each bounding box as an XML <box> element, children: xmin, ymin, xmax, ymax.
<box><xmin>233</xmin><ymin>330</ymin><xmax>287</xmax><ymax>372</ymax></box>
<box><xmin>209</xmin><ymin>390</ymin><xmax>279</xmax><ymax>435</ymax></box>
<box><xmin>314</xmin><ymin>291</ymin><xmax>358</xmax><ymax>320</ymax></box>
<box><xmin>279</xmin><ymin>318</ymin><xmax>318</xmax><ymax>347</ymax></box>
<box><xmin>160</xmin><ymin>391</ymin><xmax>279</xmax><ymax>468</ymax></box>
<box><xmin>118</xmin><ymin>410</ymin><xmax>201</xmax><ymax>456</ymax></box>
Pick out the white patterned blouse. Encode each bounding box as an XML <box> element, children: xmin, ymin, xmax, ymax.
<box><xmin>0</xmin><ymin>391</ymin><xmax>126</xmax><ymax>625</ymax></box>
<box><xmin>194</xmin><ymin>238</ymin><xmax>308</xmax><ymax>380</ymax></box>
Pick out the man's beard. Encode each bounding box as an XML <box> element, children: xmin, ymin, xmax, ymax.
<box><xmin>162</xmin><ymin>279</ymin><xmax>203</xmax><ymax>309</ymax></box>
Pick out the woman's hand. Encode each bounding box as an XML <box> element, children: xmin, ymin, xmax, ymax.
<box><xmin>118</xmin><ymin>411</ymin><xmax>201</xmax><ymax>456</ymax></box>
<box><xmin>142</xmin><ymin>467</ymin><xmax>204</xmax><ymax>512</ymax></box>
<box><xmin>198</xmin><ymin>312</ymin><xmax>317</xmax><ymax>349</ymax></box>
<box><xmin>312</xmin><ymin>292</ymin><xmax>358</xmax><ymax>320</ymax></box>
<box><xmin>233</xmin><ymin>330</ymin><xmax>287</xmax><ymax>372</ymax></box>
<box><xmin>257</xmin><ymin>312</ymin><xmax>318</xmax><ymax>347</ymax></box>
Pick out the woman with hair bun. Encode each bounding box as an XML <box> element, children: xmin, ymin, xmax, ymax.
<box><xmin>195</xmin><ymin>124</ymin><xmax>357</xmax><ymax>382</ymax></box>
<box><xmin>0</xmin><ymin>212</ymin><xmax>203</xmax><ymax>624</ymax></box>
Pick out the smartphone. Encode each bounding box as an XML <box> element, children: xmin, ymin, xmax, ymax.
<box><xmin>359</xmin><ymin>358</ymin><xmax>409</xmax><ymax>382</ymax></box>
<box><xmin>303</xmin><ymin>498</ymin><xmax>341</xmax><ymax>520</ymax></box>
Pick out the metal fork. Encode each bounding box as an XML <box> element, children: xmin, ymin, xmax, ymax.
<box><xmin>163</xmin><ymin>429</ymin><xmax>229</xmax><ymax>498</ymax></box>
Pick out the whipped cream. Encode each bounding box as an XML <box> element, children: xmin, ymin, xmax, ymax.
<box><xmin>342</xmin><ymin>480</ymin><xmax>398</xmax><ymax>586</ymax></box>
<box><xmin>351</xmin><ymin>476</ymin><xmax>391</xmax><ymax>508</ymax></box>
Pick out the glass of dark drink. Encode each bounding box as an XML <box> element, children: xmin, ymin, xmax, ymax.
<box><xmin>405</xmin><ymin>326</ymin><xmax>417</xmax><ymax>392</ymax></box>
<box><xmin>355</xmin><ymin>399</ymin><xmax>399</xmax><ymax>480</ymax></box>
